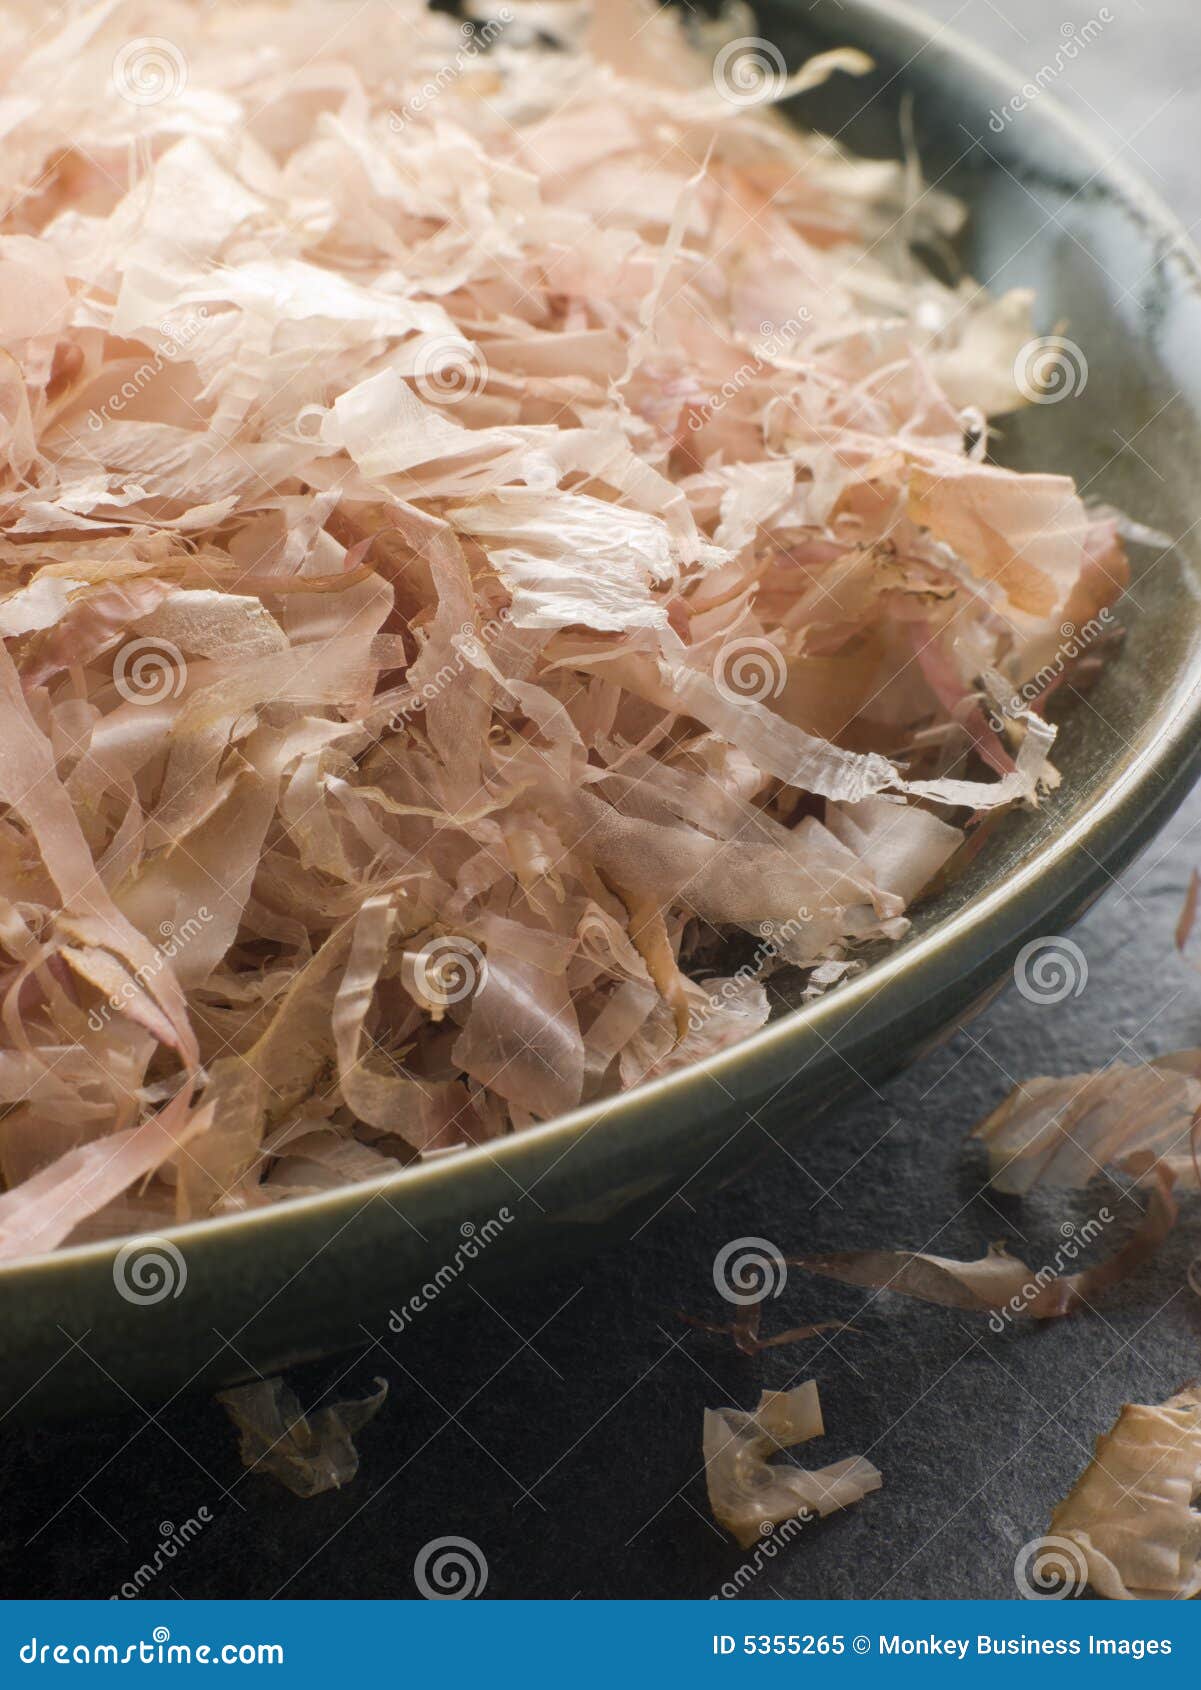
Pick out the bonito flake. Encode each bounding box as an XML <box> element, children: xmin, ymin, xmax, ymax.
<box><xmin>976</xmin><ymin>1057</ymin><xmax>1201</xmax><ymax>1193</ymax></box>
<box><xmin>0</xmin><ymin>0</ymin><xmax>1131</xmax><ymax>1255</ymax></box>
<box><xmin>1047</xmin><ymin>1386</ymin><xmax>1201</xmax><ymax>1600</ymax></box>
<box><xmin>218</xmin><ymin>1375</ymin><xmax>388</xmax><ymax>1499</ymax></box>
<box><xmin>704</xmin><ymin>1380</ymin><xmax>882</xmax><ymax>1549</ymax></box>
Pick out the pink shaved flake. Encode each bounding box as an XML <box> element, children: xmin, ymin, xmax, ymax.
<box><xmin>0</xmin><ymin>0</ymin><xmax>1129</xmax><ymax>1254</ymax></box>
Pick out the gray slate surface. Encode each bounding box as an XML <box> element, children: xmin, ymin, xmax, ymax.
<box><xmin>2</xmin><ymin>0</ymin><xmax>1200</xmax><ymax>1602</ymax></box>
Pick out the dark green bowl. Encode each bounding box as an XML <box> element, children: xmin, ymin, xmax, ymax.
<box><xmin>7</xmin><ymin>0</ymin><xmax>1201</xmax><ymax>1420</ymax></box>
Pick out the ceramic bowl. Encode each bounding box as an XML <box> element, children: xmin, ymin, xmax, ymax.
<box><xmin>7</xmin><ymin>0</ymin><xmax>1201</xmax><ymax>1419</ymax></box>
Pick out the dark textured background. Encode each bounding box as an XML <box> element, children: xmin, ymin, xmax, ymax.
<box><xmin>3</xmin><ymin>0</ymin><xmax>1200</xmax><ymax>1603</ymax></box>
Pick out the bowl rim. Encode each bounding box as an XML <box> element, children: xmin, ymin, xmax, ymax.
<box><xmin>9</xmin><ymin>0</ymin><xmax>1201</xmax><ymax>1285</ymax></box>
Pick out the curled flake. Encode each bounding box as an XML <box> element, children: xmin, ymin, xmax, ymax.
<box><xmin>704</xmin><ymin>1380</ymin><xmax>882</xmax><ymax>1549</ymax></box>
<box><xmin>218</xmin><ymin>1375</ymin><xmax>388</xmax><ymax>1499</ymax></box>
<box><xmin>975</xmin><ymin>1059</ymin><xmax>1201</xmax><ymax>1193</ymax></box>
<box><xmin>1047</xmin><ymin>1386</ymin><xmax>1201</xmax><ymax>1600</ymax></box>
<box><xmin>789</xmin><ymin>1172</ymin><xmax>1177</xmax><ymax>1319</ymax></box>
<box><xmin>332</xmin><ymin>895</ymin><xmax>460</xmax><ymax>1146</ymax></box>
<box><xmin>0</xmin><ymin>1096</ymin><xmax>209</xmax><ymax>1262</ymax></box>
<box><xmin>451</xmin><ymin>490</ymin><xmax>682</xmax><ymax>633</ymax></box>
<box><xmin>682</xmin><ymin>1302</ymin><xmax>854</xmax><ymax>1356</ymax></box>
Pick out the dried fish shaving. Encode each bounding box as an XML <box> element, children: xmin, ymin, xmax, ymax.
<box><xmin>217</xmin><ymin>1375</ymin><xmax>388</xmax><ymax>1499</ymax></box>
<box><xmin>1046</xmin><ymin>1385</ymin><xmax>1201</xmax><ymax>1600</ymax></box>
<box><xmin>790</xmin><ymin>1172</ymin><xmax>1177</xmax><ymax>1319</ymax></box>
<box><xmin>975</xmin><ymin>1059</ymin><xmax>1201</xmax><ymax>1193</ymax></box>
<box><xmin>704</xmin><ymin>1379</ymin><xmax>882</xmax><ymax>1548</ymax></box>
<box><xmin>681</xmin><ymin>1300</ymin><xmax>854</xmax><ymax>1355</ymax></box>
<box><xmin>0</xmin><ymin>0</ymin><xmax>1132</xmax><ymax>1254</ymax></box>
